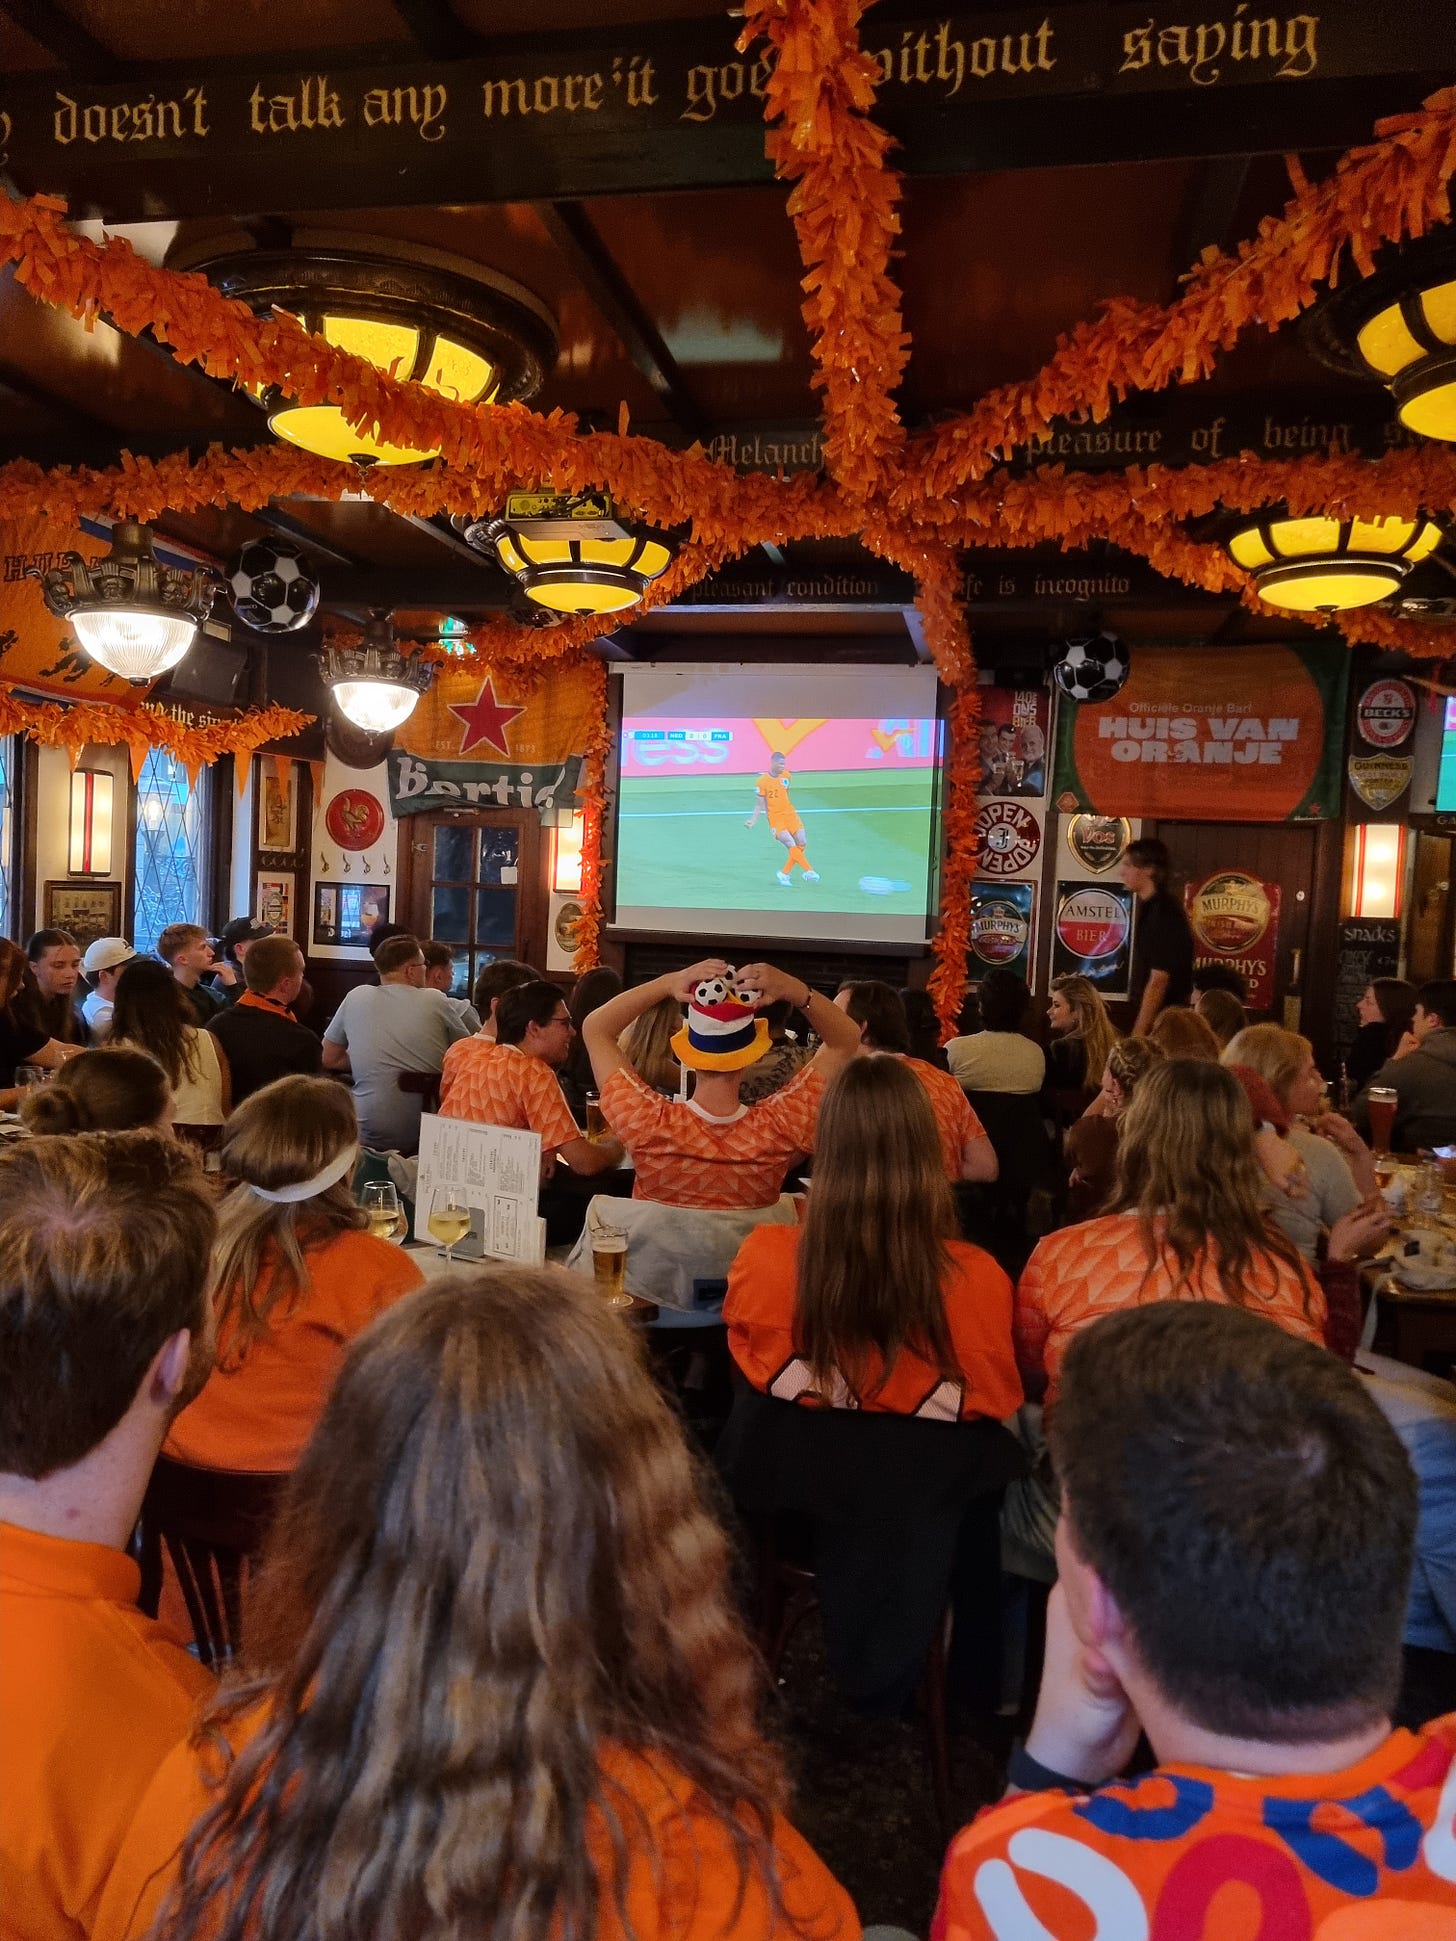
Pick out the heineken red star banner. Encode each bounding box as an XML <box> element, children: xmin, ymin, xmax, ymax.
<box><xmin>389</xmin><ymin>663</ymin><xmax>597</xmax><ymax>822</ymax></box>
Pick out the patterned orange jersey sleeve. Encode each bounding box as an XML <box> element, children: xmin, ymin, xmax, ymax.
<box><xmin>932</xmin><ymin>1719</ymin><xmax>1456</xmax><ymax>1941</ymax></box>
<box><xmin>1012</xmin><ymin>1238</ymin><xmax>1054</xmax><ymax>1400</ymax></box>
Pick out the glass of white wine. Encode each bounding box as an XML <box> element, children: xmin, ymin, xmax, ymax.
<box><xmin>428</xmin><ymin>1189</ymin><xmax>472</xmax><ymax>1265</ymax></box>
<box><xmin>361</xmin><ymin>1180</ymin><xmax>402</xmax><ymax>1243</ymax></box>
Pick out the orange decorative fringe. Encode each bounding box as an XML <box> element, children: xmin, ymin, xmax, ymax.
<box><xmin>0</xmin><ymin>688</ymin><xmax>312</xmax><ymax>777</ymax></box>
<box><xmin>4</xmin><ymin>48</ymin><xmax>1456</xmax><ymax>1014</ymax></box>
<box><xmin>572</xmin><ymin>657</ymin><xmax>614</xmax><ymax>974</ymax></box>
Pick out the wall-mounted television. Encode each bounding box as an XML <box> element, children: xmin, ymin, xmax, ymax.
<box><xmin>1436</xmin><ymin>697</ymin><xmax>1456</xmax><ymax>813</ymax></box>
<box><xmin>613</xmin><ymin>663</ymin><xmax>942</xmax><ymax>945</ymax></box>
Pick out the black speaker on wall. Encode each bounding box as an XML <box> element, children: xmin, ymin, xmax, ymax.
<box><xmin>161</xmin><ymin>633</ymin><xmax>249</xmax><ymax>707</ymax></box>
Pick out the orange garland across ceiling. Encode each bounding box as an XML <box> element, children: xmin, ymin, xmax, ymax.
<box><xmin>2</xmin><ymin>0</ymin><xmax>1456</xmax><ymax>1018</ymax></box>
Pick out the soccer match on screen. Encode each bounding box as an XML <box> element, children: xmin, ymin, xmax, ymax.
<box><xmin>615</xmin><ymin>712</ymin><xmax>940</xmax><ymax>936</ymax></box>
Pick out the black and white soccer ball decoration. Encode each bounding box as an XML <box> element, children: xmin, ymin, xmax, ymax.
<box><xmin>1052</xmin><ymin>631</ymin><xmax>1130</xmax><ymax>704</ymax></box>
<box><xmin>693</xmin><ymin>975</ymin><xmax>734</xmax><ymax>1007</ymax></box>
<box><xmin>226</xmin><ymin>538</ymin><xmax>321</xmax><ymax>635</ymax></box>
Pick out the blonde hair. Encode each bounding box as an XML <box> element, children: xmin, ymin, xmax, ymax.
<box><xmin>1110</xmin><ymin>1060</ymin><xmax>1313</xmax><ymax>1315</ymax></box>
<box><xmin>1104</xmin><ymin>1035</ymin><xmax>1165</xmax><ymax>1106</ymax></box>
<box><xmin>210</xmin><ymin>1076</ymin><xmax>364</xmax><ymax>1369</ymax></box>
<box><xmin>156</xmin><ymin>1269</ymin><xmax>785</xmax><ymax>1941</ymax></box>
<box><xmin>1148</xmin><ymin>1006</ymin><xmax>1222</xmax><ymax>1062</ymax></box>
<box><xmin>1051</xmin><ymin>974</ymin><xmax>1119</xmax><ymax>1081</ymax></box>
<box><xmin>1196</xmin><ymin>988</ymin><xmax>1248</xmax><ymax>1050</ymax></box>
<box><xmin>1223</xmin><ymin>1023</ymin><xmax>1312</xmax><ymax>1110</ymax></box>
<box><xmin>619</xmin><ymin>994</ymin><xmax>681</xmax><ymax>1095</ymax></box>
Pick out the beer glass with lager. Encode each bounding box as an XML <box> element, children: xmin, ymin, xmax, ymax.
<box><xmin>585</xmin><ymin>1093</ymin><xmax>608</xmax><ymax>1143</ymax></box>
<box><xmin>591</xmin><ymin>1225</ymin><xmax>631</xmax><ymax>1308</ymax></box>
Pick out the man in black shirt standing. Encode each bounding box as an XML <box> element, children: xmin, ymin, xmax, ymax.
<box><xmin>1122</xmin><ymin>836</ymin><xmax>1195</xmax><ymax>1035</ymax></box>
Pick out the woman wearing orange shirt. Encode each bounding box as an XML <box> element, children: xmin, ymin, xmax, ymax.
<box><xmin>165</xmin><ymin>1076</ymin><xmax>422</xmax><ymax>1474</ymax></box>
<box><xmin>95</xmin><ymin>1269</ymin><xmax>858</xmax><ymax>1941</ymax></box>
<box><xmin>1018</xmin><ymin>1059</ymin><xmax>1326</xmax><ymax>1418</ymax></box>
<box><xmin>726</xmin><ymin>1057</ymin><xmax>1021</xmax><ymax>1422</ymax></box>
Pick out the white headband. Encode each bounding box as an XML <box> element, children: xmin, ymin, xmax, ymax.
<box><xmin>250</xmin><ymin>1143</ymin><xmax>360</xmax><ymax>1204</ymax></box>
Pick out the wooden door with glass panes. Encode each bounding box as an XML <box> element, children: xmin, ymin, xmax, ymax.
<box><xmin>400</xmin><ymin>809</ymin><xmax>545</xmax><ymax>1003</ymax></box>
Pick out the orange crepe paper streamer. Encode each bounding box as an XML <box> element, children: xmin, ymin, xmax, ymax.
<box><xmin>0</xmin><ymin>689</ymin><xmax>312</xmax><ymax>776</ymax></box>
<box><xmin>739</xmin><ymin>0</ymin><xmax>909</xmax><ymax>498</ymax></box>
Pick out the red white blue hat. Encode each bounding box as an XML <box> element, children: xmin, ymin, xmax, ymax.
<box><xmin>671</xmin><ymin>974</ymin><xmax>771</xmax><ymax>1072</ymax></box>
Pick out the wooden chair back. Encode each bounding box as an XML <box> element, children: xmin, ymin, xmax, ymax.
<box><xmin>135</xmin><ymin>1456</ymin><xmax>286</xmax><ymax>1670</ymax></box>
<box><xmin>397</xmin><ymin>1070</ymin><xmax>441</xmax><ymax>1113</ymax></box>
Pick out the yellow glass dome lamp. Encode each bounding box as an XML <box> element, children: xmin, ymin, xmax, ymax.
<box><xmin>321</xmin><ymin>610</ymin><xmax>435</xmax><ymax>733</ymax></box>
<box><xmin>464</xmin><ymin>491</ymin><xmax>679</xmax><ymax>616</ymax></box>
<box><xmin>1224</xmin><ymin>509</ymin><xmax>1444</xmax><ymax>612</ymax></box>
<box><xmin>1303</xmin><ymin>229</ymin><xmax>1456</xmax><ymax>442</ymax></box>
<box><xmin>170</xmin><ymin>234</ymin><xmax>557</xmax><ymax>467</ymax></box>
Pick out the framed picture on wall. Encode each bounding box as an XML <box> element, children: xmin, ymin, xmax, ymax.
<box><xmin>313</xmin><ymin>881</ymin><xmax>390</xmax><ymax>949</ymax></box>
<box><xmin>256</xmin><ymin>871</ymin><xmax>295</xmax><ymax>938</ymax></box>
<box><xmin>258</xmin><ymin>763</ymin><xmax>298</xmax><ymax>854</ymax></box>
<box><xmin>43</xmin><ymin>880</ymin><xmax>122</xmax><ymax>950</ymax></box>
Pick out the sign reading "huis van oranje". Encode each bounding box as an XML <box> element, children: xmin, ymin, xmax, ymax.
<box><xmin>1053</xmin><ymin>643</ymin><xmax>1349</xmax><ymax>823</ymax></box>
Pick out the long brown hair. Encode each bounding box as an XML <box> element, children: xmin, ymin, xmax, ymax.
<box><xmin>1109</xmin><ymin>1059</ymin><xmax>1313</xmax><ymax>1314</ymax></box>
<box><xmin>21</xmin><ymin>1046</ymin><xmax>170</xmax><ymax>1134</ymax></box>
<box><xmin>0</xmin><ymin>937</ymin><xmax>29</xmax><ymax>1013</ymax></box>
<box><xmin>794</xmin><ymin>1054</ymin><xmax>959</xmax><ymax>1403</ymax></box>
<box><xmin>1147</xmin><ymin>1005</ymin><xmax>1222</xmax><ymax>1062</ymax></box>
<box><xmin>210</xmin><ymin>1076</ymin><xmax>364</xmax><ymax>1368</ymax></box>
<box><xmin>1051</xmin><ymin>973</ymin><xmax>1118</xmax><ymax>1081</ymax></box>
<box><xmin>156</xmin><ymin>1269</ymin><xmax>786</xmax><ymax>1941</ymax></box>
<box><xmin>110</xmin><ymin>956</ymin><xmax>200</xmax><ymax>1088</ymax></box>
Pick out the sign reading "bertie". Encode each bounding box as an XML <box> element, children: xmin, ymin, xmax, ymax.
<box><xmin>1052</xmin><ymin>643</ymin><xmax>1348</xmax><ymax>823</ymax></box>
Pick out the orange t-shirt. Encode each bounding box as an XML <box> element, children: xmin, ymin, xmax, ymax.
<box><xmin>94</xmin><ymin>1711</ymin><xmax>859</xmax><ymax>1941</ymax></box>
<box><xmin>0</xmin><ymin>1521</ymin><xmax>214</xmax><ymax>1941</ymax></box>
<box><xmin>756</xmin><ymin>770</ymin><xmax>798</xmax><ymax>831</ymax></box>
<box><xmin>902</xmin><ymin>1056</ymin><xmax>987</xmax><ymax>1181</ymax></box>
<box><xmin>932</xmin><ymin>1715</ymin><xmax>1456</xmax><ymax>1941</ymax></box>
<box><xmin>165</xmin><ymin>1229</ymin><xmax>424</xmax><ymax>1473</ymax></box>
<box><xmin>1014</xmin><ymin>1208</ymin><xmax>1326</xmax><ymax>1416</ymax></box>
<box><xmin>439</xmin><ymin>1038</ymin><xmax>580</xmax><ymax>1153</ymax></box>
<box><xmin>726</xmin><ymin>1223</ymin><xmax>1022</xmax><ymax>1422</ymax></box>
<box><xmin>601</xmin><ymin>1063</ymin><xmax>826</xmax><ymax>1209</ymax></box>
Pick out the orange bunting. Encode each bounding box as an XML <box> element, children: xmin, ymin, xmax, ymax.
<box><xmin>3</xmin><ymin>44</ymin><xmax>1456</xmax><ymax>1016</ymax></box>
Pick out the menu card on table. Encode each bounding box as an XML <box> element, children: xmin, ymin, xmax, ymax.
<box><xmin>413</xmin><ymin>1112</ymin><xmax>545</xmax><ymax>1266</ymax></box>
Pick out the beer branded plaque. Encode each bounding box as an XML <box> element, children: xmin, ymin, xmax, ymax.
<box><xmin>973</xmin><ymin>800</ymin><xmax>1042</xmax><ymax>876</ymax></box>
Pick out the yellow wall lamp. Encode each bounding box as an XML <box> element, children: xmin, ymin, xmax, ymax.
<box><xmin>467</xmin><ymin>491</ymin><xmax>679</xmax><ymax>617</ymax></box>
<box><xmin>1223</xmin><ymin>509</ymin><xmax>1444</xmax><ymax>613</ymax></box>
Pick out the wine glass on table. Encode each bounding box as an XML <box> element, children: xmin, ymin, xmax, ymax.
<box><xmin>361</xmin><ymin>1180</ymin><xmax>402</xmax><ymax>1243</ymax></box>
<box><xmin>428</xmin><ymin>1189</ymin><xmax>471</xmax><ymax>1265</ymax></box>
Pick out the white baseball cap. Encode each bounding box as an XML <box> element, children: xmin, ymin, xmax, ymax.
<box><xmin>81</xmin><ymin>937</ymin><xmax>138</xmax><ymax>975</ymax></box>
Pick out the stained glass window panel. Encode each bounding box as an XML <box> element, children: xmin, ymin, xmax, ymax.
<box><xmin>0</xmin><ymin>739</ymin><xmax>14</xmax><ymax>943</ymax></box>
<box><xmin>133</xmin><ymin>752</ymin><xmax>210</xmax><ymax>954</ymax></box>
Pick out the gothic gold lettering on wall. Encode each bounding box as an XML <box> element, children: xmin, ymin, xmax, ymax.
<box><xmin>54</xmin><ymin>86</ymin><xmax>209</xmax><ymax>145</ymax></box>
<box><xmin>1117</xmin><ymin>6</ymin><xmax>1320</xmax><ymax>86</ymax></box>
<box><xmin>249</xmin><ymin>77</ymin><xmax>344</xmax><ymax>133</ymax></box>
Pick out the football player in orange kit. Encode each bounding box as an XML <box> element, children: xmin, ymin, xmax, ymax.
<box><xmin>745</xmin><ymin>750</ymin><xmax>819</xmax><ymax>886</ymax></box>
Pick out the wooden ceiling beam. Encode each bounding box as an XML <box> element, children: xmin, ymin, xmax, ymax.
<box><xmin>0</xmin><ymin>0</ymin><xmax>119</xmax><ymax>79</ymax></box>
<box><xmin>534</xmin><ymin>201</ymin><xmax>706</xmax><ymax>440</ymax></box>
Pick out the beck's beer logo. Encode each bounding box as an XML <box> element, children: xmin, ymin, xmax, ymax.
<box><xmin>1356</xmin><ymin>679</ymin><xmax>1417</xmax><ymax>750</ymax></box>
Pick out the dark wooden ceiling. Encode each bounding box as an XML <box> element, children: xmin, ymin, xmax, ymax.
<box><xmin>2</xmin><ymin>0</ymin><xmax>1453</xmax><ymax>669</ymax></box>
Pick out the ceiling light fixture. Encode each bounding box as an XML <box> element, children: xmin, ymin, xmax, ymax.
<box><xmin>31</xmin><ymin>521</ymin><xmax>217</xmax><ymax>683</ymax></box>
<box><xmin>1304</xmin><ymin>232</ymin><xmax>1456</xmax><ymax>443</ymax></box>
<box><xmin>175</xmin><ymin>236</ymin><xmax>557</xmax><ymax>467</ymax></box>
<box><xmin>321</xmin><ymin>610</ymin><xmax>434</xmax><ymax>733</ymax></box>
<box><xmin>464</xmin><ymin>491</ymin><xmax>678</xmax><ymax>616</ymax></box>
<box><xmin>1224</xmin><ymin>510</ymin><xmax>1444</xmax><ymax>612</ymax></box>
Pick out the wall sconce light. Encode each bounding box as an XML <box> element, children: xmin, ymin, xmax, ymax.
<box><xmin>552</xmin><ymin>811</ymin><xmax>584</xmax><ymax>895</ymax></box>
<box><xmin>69</xmin><ymin>769</ymin><xmax>114</xmax><ymax>876</ymax></box>
<box><xmin>1348</xmin><ymin>823</ymin><xmax>1408</xmax><ymax>921</ymax></box>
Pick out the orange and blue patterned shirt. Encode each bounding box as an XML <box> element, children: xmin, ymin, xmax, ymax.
<box><xmin>933</xmin><ymin>1715</ymin><xmax>1456</xmax><ymax>1941</ymax></box>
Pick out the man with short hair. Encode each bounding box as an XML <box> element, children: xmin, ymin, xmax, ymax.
<box><xmin>933</xmin><ymin>1302</ymin><xmax>1456</xmax><ymax>1938</ymax></box>
<box><xmin>79</xmin><ymin>935</ymin><xmax>137</xmax><ymax>1042</ymax></box>
<box><xmin>321</xmin><ymin>933</ymin><xmax>472</xmax><ymax>1154</ymax></box>
<box><xmin>1122</xmin><ymin>836</ymin><xmax>1195</xmax><ymax>1033</ymax></box>
<box><xmin>472</xmin><ymin>958</ymin><xmax>539</xmax><ymax>1043</ymax></box>
<box><xmin>1355</xmin><ymin>977</ymin><xmax>1456</xmax><ymax>1153</ymax></box>
<box><xmin>0</xmin><ymin>1131</ymin><xmax>218</xmax><ymax>1939</ymax></box>
<box><xmin>1190</xmin><ymin>959</ymin><xmax>1249</xmax><ymax>1004</ymax></box>
<box><xmin>156</xmin><ymin>922</ymin><xmax>232</xmax><ymax>1024</ymax></box>
<box><xmin>836</xmin><ymin>979</ymin><xmax>997</xmax><ymax>1182</ymax></box>
<box><xmin>440</xmin><ymin>980</ymin><xmax>622</xmax><ymax>1178</ymax></box>
<box><xmin>420</xmin><ymin>939</ymin><xmax>482</xmax><ymax>1035</ymax></box>
<box><xmin>207</xmin><ymin>935</ymin><xmax>322</xmax><ymax>1104</ymax></box>
<box><xmin>22</xmin><ymin>928</ymin><xmax>88</xmax><ymax>1045</ymax></box>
